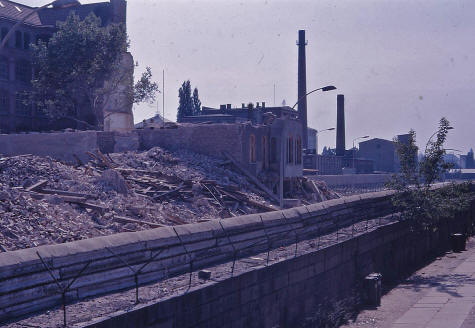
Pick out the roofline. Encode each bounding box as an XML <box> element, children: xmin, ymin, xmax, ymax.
<box><xmin>2</xmin><ymin>0</ymin><xmax>36</xmax><ymax>9</ymax></box>
<box><xmin>0</xmin><ymin>16</ymin><xmax>55</xmax><ymax>28</ymax></box>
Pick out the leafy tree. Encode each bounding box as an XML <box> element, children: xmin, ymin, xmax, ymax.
<box><xmin>133</xmin><ymin>66</ymin><xmax>159</xmax><ymax>105</ymax></box>
<box><xmin>192</xmin><ymin>87</ymin><xmax>201</xmax><ymax>115</ymax></box>
<box><xmin>177</xmin><ymin>80</ymin><xmax>194</xmax><ymax>121</ymax></box>
<box><xmin>29</xmin><ymin>12</ymin><xmax>158</xmax><ymax>129</ymax></box>
<box><xmin>387</xmin><ymin>117</ymin><xmax>472</xmax><ymax>231</ymax></box>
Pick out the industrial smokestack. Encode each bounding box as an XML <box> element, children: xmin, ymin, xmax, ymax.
<box><xmin>336</xmin><ymin>94</ymin><xmax>345</xmax><ymax>156</ymax></box>
<box><xmin>297</xmin><ymin>30</ymin><xmax>308</xmax><ymax>149</ymax></box>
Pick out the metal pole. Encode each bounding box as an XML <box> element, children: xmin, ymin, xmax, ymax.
<box><xmin>273</xmin><ymin>84</ymin><xmax>276</xmax><ymax>106</ymax></box>
<box><xmin>162</xmin><ymin>69</ymin><xmax>165</xmax><ymax>128</ymax></box>
<box><xmin>280</xmin><ymin>131</ymin><xmax>284</xmax><ymax>209</ymax></box>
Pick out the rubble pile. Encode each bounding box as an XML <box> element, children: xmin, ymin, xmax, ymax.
<box><xmin>0</xmin><ymin>147</ymin><xmax>338</xmax><ymax>252</ymax></box>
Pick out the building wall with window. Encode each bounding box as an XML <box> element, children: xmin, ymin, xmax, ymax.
<box><xmin>0</xmin><ymin>0</ymin><xmax>127</xmax><ymax>133</ymax></box>
<box><xmin>138</xmin><ymin>119</ymin><xmax>303</xmax><ymax>182</ymax></box>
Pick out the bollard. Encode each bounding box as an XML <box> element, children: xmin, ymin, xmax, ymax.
<box><xmin>450</xmin><ymin>233</ymin><xmax>466</xmax><ymax>253</ymax></box>
<box><xmin>364</xmin><ymin>273</ymin><xmax>382</xmax><ymax>307</ymax></box>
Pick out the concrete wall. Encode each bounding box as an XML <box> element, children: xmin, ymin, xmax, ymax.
<box><xmin>0</xmin><ymin>130</ymin><xmax>142</xmax><ymax>163</ymax></box>
<box><xmin>83</xmin><ymin>204</ymin><xmax>475</xmax><ymax>328</ymax></box>
<box><xmin>0</xmin><ymin>131</ymin><xmax>102</xmax><ymax>163</ymax></box>
<box><xmin>0</xmin><ymin>191</ymin><xmax>399</xmax><ymax>323</ymax></box>
<box><xmin>137</xmin><ymin>124</ymin><xmax>244</xmax><ymax>160</ymax></box>
<box><xmin>312</xmin><ymin>173</ymin><xmax>392</xmax><ymax>188</ymax></box>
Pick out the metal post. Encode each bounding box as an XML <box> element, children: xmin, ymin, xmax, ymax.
<box><xmin>162</xmin><ymin>69</ymin><xmax>165</xmax><ymax>129</ymax></box>
<box><xmin>280</xmin><ymin>131</ymin><xmax>284</xmax><ymax>209</ymax></box>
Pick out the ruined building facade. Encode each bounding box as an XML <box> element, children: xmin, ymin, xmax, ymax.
<box><xmin>0</xmin><ymin>0</ymin><xmax>130</xmax><ymax>133</ymax></box>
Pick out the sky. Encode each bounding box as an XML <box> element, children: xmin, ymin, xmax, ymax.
<box><xmin>25</xmin><ymin>0</ymin><xmax>475</xmax><ymax>154</ymax></box>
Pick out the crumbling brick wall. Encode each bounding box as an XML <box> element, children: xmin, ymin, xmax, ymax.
<box><xmin>137</xmin><ymin>124</ymin><xmax>245</xmax><ymax>160</ymax></box>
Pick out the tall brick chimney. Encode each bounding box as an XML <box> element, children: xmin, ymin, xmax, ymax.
<box><xmin>336</xmin><ymin>94</ymin><xmax>345</xmax><ymax>156</ymax></box>
<box><xmin>297</xmin><ymin>30</ymin><xmax>308</xmax><ymax>149</ymax></box>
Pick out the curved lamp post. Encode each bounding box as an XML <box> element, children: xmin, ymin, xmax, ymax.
<box><xmin>424</xmin><ymin>127</ymin><xmax>454</xmax><ymax>153</ymax></box>
<box><xmin>0</xmin><ymin>1</ymin><xmax>59</xmax><ymax>50</ymax></box>
<box><xmin>352</xmin><ymin>135</ymin><xmax>370</xmax><ymax>170</ymax></box>
<box><xmin>291</xmin><ymin>85</ymin><xmax>336</xmax><ymax>110</ymax></box>
<box><xmin>315</xmin><ymin>127</ymin><xmax>335</xmax><ymax>154</ymax></box>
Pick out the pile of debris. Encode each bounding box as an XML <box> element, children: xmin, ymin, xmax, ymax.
<box><xmin>0</xmin><ymin>147</ymin><xmax>338</xmax><ymax>252</ymax></box>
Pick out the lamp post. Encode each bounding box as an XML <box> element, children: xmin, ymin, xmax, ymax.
<box><xmin>291</xmin><ymin>85</ymin><xmax>336</xmax><ymax>110</ymax></box>
<box><xmin>352</xmin><ymin>135</ymin><xmax>370</xmax><ymax>171</ymax></box>
<box><xmin>291</xmin><ymin>85</ymin><xmax>336</xmax><ymax>152</ymax></box>
<box><xmin>315</xmin><ymin>127</ymin><xmax>335</xmax><ymax>154</ymax></box>
<box><xmin>0</xmin><ymin>1</ymin><xmax>59</xmax><ymax>51</ymax></box>
<box><xmin>424</xmin><ymin>127</ymin><xmax>454</xmax><ymax>153</ymax></box>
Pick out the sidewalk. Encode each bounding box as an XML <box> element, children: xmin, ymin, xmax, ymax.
<box><xmin>342</xmin><ymin>238</ymin><xmax>475</xmax><ymax>328</ymax></box>
<box><xmin>392</xmin><ymin>249</ymin><xmax>475</xmax><ymax>328</ymax></box>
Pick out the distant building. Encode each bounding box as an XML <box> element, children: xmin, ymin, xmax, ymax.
<box><xmin>179</xmin><ymin>103</ymin><xmax>299</xmax><ymax>125</ymax></box>
<box><xmin>135</xmin><ymin>113</ymin><xmax>175</xmax><ymax>129</ymax></box>
<box><xmin>358</xmin><ymin>138</ymin><xmax>396</xmax><ymax>172</ymax></box>
<box><xmin>0</xmin><ymin>0</ymin><xmax>129</xmax><ymax>133</ymax></box>
<box><xmin>467</xmin><ymin>149</ymin><xmax>475</xmax><ymax>169</ymax></box>
<box><xmin>307</xmin><ymin>127</ymin><xmax>317</xmax><ymax>154</ymax></box>
<box><xmin>443</xmin><ymin>153</ymin><xmax>461</xmax><ymax>169</ymax></box>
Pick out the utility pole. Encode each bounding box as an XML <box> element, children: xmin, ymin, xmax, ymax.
<box><xmin>162</xmin><ymin>69</ymin><xmax>165</xmax><ymax>128</ymax></box>
<box><xmin>273</xmin><ymin>84</ymin><xmax>276</xmax><ymax>106</ymax></box>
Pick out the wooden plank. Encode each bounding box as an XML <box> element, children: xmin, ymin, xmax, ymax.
<box><xmin>166</xmin><ymin>214</ymin><xmax>186</xmax><ymax>225</ymax></box>
<box><xmin>37</xmin><ymin>189</ymin><xmax>94</xmax><ymax>199</ymax></box>
<box><xmin>113</xmin><ymin>216</ymin><xmax>164</xmax><ymax>228</ymax></box>
<box><xmin>96</xmin><ymin>150</ymin><xmax>114</xmax><ymax>168</ymax></box>
<box><xmin>115</xmin><ymin>168</ymin><xmax>163</xmax><ymax>176</ymax></box>
<box><xmin>25</xmin><ymin>180</ymin><xmax>48</xmax><ymax>192</ymax></box>
<box><xmin>223</xmin><ymin>152</ymin><xmax>280</xmax><ymax>204</ymax></box>
<box><xmin>153</xmin><ymin>183</ymin><xmax>185</xmax><ymax>200</ymax></box>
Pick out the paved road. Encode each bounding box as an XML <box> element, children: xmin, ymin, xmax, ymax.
<box><xmin>343</xmin><ymin>238</ymin><xmax>475</xmax><ymax>328</ymax></box>
<box><xmin>392</xmin><ymin>249</ymin><xmax>475</xmax><ymax>328</ymax></box>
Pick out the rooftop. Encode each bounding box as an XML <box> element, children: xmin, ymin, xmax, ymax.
<box><xmin>0</xmin><ymin>0</ymin><xmax>111</xmax><ymax>27</ymax></box>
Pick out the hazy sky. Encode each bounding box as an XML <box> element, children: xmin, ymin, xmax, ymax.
<box><xmin>26</xmin><ymin>0</ymin><xmax>475</xmax><ymax>153</ymax></box>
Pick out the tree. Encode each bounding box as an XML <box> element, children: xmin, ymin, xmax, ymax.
<box><xmin>177</xmin><ymin>80</ymin><xmax>194</xmax><ymax>121</ymax></box>
<box><xmin>192</xmin><ymin>87</ymin><xmax>201</xmax><ymax>115</ymax></box>
<box><xmin>29</xmin><ymin>12</ymin><xmax>158</xmax><ymax>129</ymax></box>
<box><xmin>133</xmin><ymin>66</ymin><xmax>159</xmax><ymax>105</ymax></box>
<box><xmin>387</xmin><ymin>117</ymin><xmax>472</xmax><ymax>231</ymax></box>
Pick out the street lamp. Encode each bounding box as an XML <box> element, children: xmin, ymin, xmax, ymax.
<box><xmin>424</xmin><ymin>127</ymin><xmax>454</xmax><ymax>153</ymax></box>
<box><xmin>291</xmin><ymin>85</ymin><xmax>336</xmax><ymax>110</ymax></box>
<box><xmin>352</xmin><ymin>135</ymin><xmax>370</xmax><ymax>171</ymax></box>
<box><xmin>0</xmin><ymin>1</ymin><xmax>59</xmax><ymax>50</ymax></box>
<box><xmin>315</xmin><ymin>128</ymin><xmax>335</xmax><ymax>154</ymax></box>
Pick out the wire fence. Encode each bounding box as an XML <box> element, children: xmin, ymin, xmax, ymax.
<box><xmin>33</xmin><ymin>213</ymin><xmax>397</xmax><ymax>328</ymax></box>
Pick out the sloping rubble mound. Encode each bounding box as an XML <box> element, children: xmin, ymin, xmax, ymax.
<box><xmin>0</xmin><ymin>149</ymin><xmax>270</xmax><ymax>251</ymax></box>
<box><xmin>0</xmin><ymin>147</ymin><xmax>339</xmax><ymax>252</ymax></box>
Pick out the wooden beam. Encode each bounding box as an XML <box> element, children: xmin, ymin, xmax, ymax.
<box><xmin>25</xmin><ymin>180</ymin><xmax>48</xmax><ymax>192</ymax></box>
<box><xmin>113</xmin><ymin>216</ymin><xmax>164</xmax><ymax>228</ymax></box>
<box><xmin>37</xmin><ymin>189</ymin><xmax>94</xmax><ymax>199</ymax></box>
<box><xmin>222</xmin><ymin>152</ymin><xmax>280</xmax><ymax>204</ymax></box>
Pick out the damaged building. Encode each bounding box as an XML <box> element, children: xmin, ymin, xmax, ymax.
<box><xmin>0</xmin><ymin>0</ymin><xmax>132</xmax><ymax>133</ymax></box>
<box><xmin>139</xmin><ymin>115</ymin><xmax>303</xmax><ymax>196</ymax></box>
